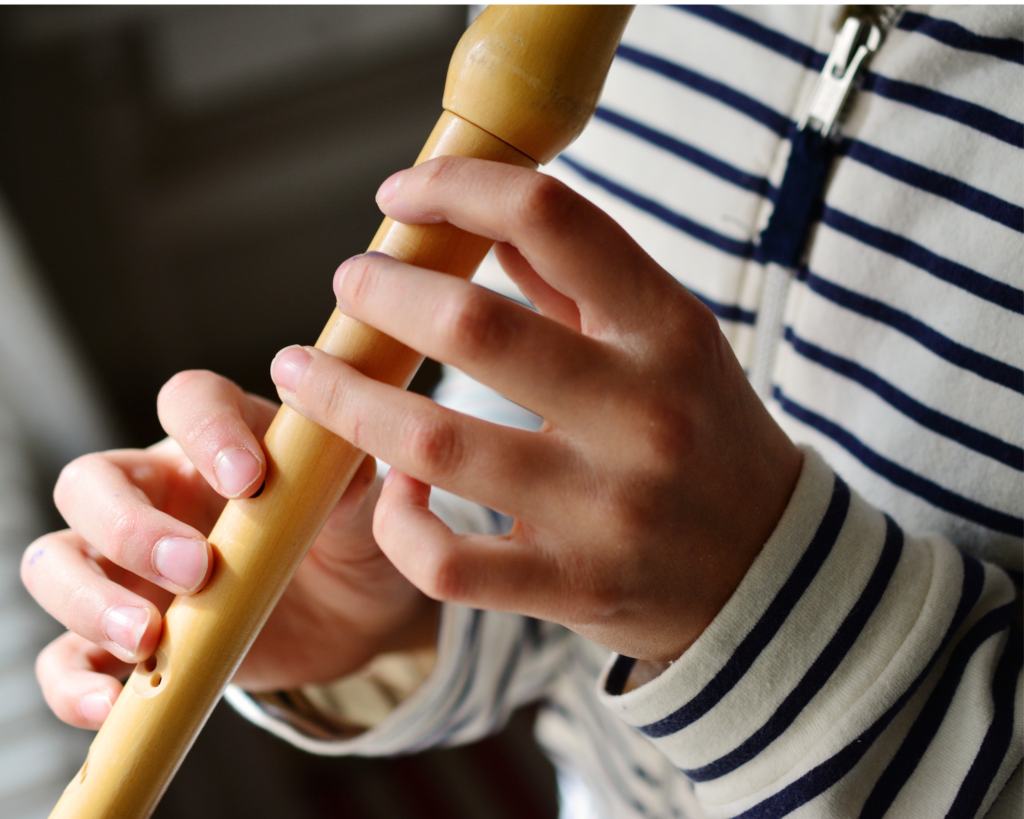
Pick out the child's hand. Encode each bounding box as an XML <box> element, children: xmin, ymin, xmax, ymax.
<box><xmin>22</xmin><ymin>372</ymin><xmax>436</xmax><ymax>729</ymax></box>
<box><xmin>270</xmin><ymin>157</ymin><xmax>803</xmax><ymax>665</ymax></box>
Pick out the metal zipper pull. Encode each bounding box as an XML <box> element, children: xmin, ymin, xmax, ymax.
<box><xmin>798</xmin><ymin>16</ymin><xmax>881</xmax><ymax>139</ymax></box>
<box><xmin>798</xmin><ymin>7</ymin><xmax>904</xmax><ymax>139</ymax></box>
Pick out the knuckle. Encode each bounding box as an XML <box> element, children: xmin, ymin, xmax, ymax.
<box><xmin>179</xmin><ymin>410</ymin><xmax>222</xmax><ymax>455</ymax></box>
<box><xmin>314</xmin><ymin>373</ymin><xmax>352</xmax><ymax>434</ymax></box>
<box><xmin>421</xmin><ymin>154</ymin><xmax>461</xmax><ymax>192</ymax></box>
<box><xmin>102</xmin><ymin>507</ymin><xmax>141</xmax><ymax>561</ymax></box>
<box><xmin>65</xmin><ymin>580</ymin><xmax>92</xmax><ymax>627</ymax></box>
<box><xmin>35</xmin><ymin>646</ymin><xmax>60</xmax><ymax>706</ymax></box>
<box><xmin>689</xmin><ymin>297</ymin><xmax>725</xmax><ymax>351</ymax></box>
<box><xmin>404</xmin><ymin>414</ymin><xmax>462</xmax><ymax>480</ymax></box>
<box><xmin>54</xmin><ymin>453</ymin><xmax>98</xmax><ymax>509</ymax></box>
<box><xmin>561</xmin><ymin>558</ymin><xmax>626</xmax><ymax>625</ymax></box>
<box><xmin>157</xmin><ymin>370</ymin><xmax>212</xmax><ymax>412</ymax></box>
<box><xmin>441</xmin><ymin>289</ymin><xmax>514</xmax><ymax>359</ymax></box>
<box><xmin>338</xmin><ymin>255</ymin><xmax>378</xmax><ymax>310</ymax></box>
<box><xmin>159</xmin><ymin>370</ymin><xmax>244</xmax><ymax>455</ymax></box>
<box><xmin>635</xmin><ymin>405</ymin><xmax>696</xmax><ymax>469</ymax></box>
<box><xmin>417</xmin><ymin>547</ymin><xmax>465</xmax><ymax>602</ymax></box>
<box><xmin>512</xmin><ymin>174</ymin><xmax>577</xmax><ymax>233</ymax></box>
<box><xmin>53</xmin><ymin>461</ymin><xmax>79</xmax><ymax>508</ymax></box>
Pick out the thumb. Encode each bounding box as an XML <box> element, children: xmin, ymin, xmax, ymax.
<box><xmin>315</xmin><ymin>454</ymin><xmax>380</xmax><ymax>558</ymax></box>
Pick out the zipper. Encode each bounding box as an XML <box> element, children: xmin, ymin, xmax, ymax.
<box><xmin>748</xmin><ymin>6</ymin><xmax>904</xmax><ymax>402</ymax></box>
<box><xmin>799</xmin><ymin>7</ymin><xmax>905</xmax><ymax>139</ymax></box>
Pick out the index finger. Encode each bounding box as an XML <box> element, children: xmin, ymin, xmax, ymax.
<box><xmin>375</xmin><ymin>157</ymin><xmax>674</xmax><ymax>331</ymax></box>
<box><xmin>157</xmin><ymin>370</ymin><xmax>277</xmax><ymax>500</ymax></box>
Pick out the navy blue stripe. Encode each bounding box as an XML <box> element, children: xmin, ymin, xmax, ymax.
<box><xmin>597</xmin><ymin>93</ymin><xmax>1020</xmax><ymax>239</ymax></box>
<box><xmin>641</xmin><ymin>478</ymin><xmax>851</xmax><ymax>738</ymax></box>
<box><xmin>696</xmin><ymin>292</ymin><xmax>757</xmax><ymax>327</ymax></box>
<box><xmin>800</xmin><ymin>269</ymin><xmax>1024</xmax><ymax>394</ymax></box>
<box><xmin>861</xmin><ymin>73</ymin><xmax>1024</xmax><ymax>148</ymax></box>
<box><xmin>615</xmin><ymin>43</ymin><xmax>791</xmax><ymax>137</ymax></box>
<box><xmin>774</xmin><ymin>387</ymin><xmax>1024</xmax><ymax>537</ymax></box>
<box><xmin>675</xmin><ymin>5</ymin><xmax>823</xmax><ymax>70</ymax></box>
<box><xmin>840</xmin><ymin>140</ymin><xmax>1024</xmax><ymax>233</ymax></box>
<box><xmin>822</xmin><ymin>207</ymin><xmax>1024</xmax><ymax>314</ymax></box>
<box><xmin>685</xmin><ymin>516</ymin><xmax>904</xmax><ymax>782</ymax></box>
<box><xmin>605</xmin><ymin>655</ymin><xmax>637</xmax><ymax>696</ymax></box>
<box><xmin>899</xmin><ymin>11</ymin><xmax>1024</xmax><ymax>65</ymax></box>
<box><xmin>557</xmin><ymin>154</ymin><xmax>758</xmax><ymax>327</ymax></box>
<box><xmin>554</xmin><ymin>161</ymin><xmax>761</xmax><ymax>327</ymax></box>
<box><xmin>859</xmin><ymin>612</ymin><xmax>1018</xmax><ymax>815</ymax></box>
<box><xmin>659</xmin><ymin>10</ymin><xmax>1024</xmax><ymax>227</ymax></box>
<box><xmin>737</xmin><ymin>567</ymin><xmax>1003</xmax><ymax>819</ymax></box>
<box><xmin>784</xmin><ymin>327</ymin><xmax>1023</xmax><ymax>471</ymax></box>
<box><xmin>593</xmin><ymin>106</ymin><xmax>778</xmax><ymax>200</ymax></box>
<box><xmin>677</xmin><ymin>6</ymin><xmax>1024</xmax><ymax>146</ymax></box>
<box><xmin>945</xmin><ymin>627</ymin><xmax>1024</xmax><ymax>818</ymax></box>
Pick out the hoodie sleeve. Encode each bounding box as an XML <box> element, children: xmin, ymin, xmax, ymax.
<box><xmin>598</xmin><ymin>447</ymin><xmax>1021</xmax><ymax>818</ymax></box>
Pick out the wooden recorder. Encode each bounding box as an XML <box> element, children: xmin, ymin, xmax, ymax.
<box><xmin>49</xmin><ymin>6</ymin><xmax>633</xmax><ymax>817</ymax></box>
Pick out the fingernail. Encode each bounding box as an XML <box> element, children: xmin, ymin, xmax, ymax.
<box><xmin>333</xmin><ymin>256</ymin><xmax>362</xmax><ymax>309</ymax></box>
<box><xmin>104</xmin><ymin>606</ymin><xmax>149</xmax><ymax>655</ymax></box>
<box><xmin>153</xmin><ymin>537</ymin><xmax>209</xmax><ymax>592</ymax></box>
<box><xmin>376</xmin><ymin>171</ymin><xmax>403</xmax><ymax>204</ymax></box>
<box><xmin>213</xmin><ymin>447</ymin><xmax>261</xmax><ymax>498</ymax></box>
<box><xmin>271</xmin><ymin>346</ymin><xmax>312</xmax><ymax>393</ymax></box>
<box><xmin>80</xmin><ymin>691</ymin><xmax>113</xmax><ymax>724</ymax></box>
<box><xmin>382</xmin><ymin>467</ymin><xmax>396</xmax><ymax>489</ymax></box>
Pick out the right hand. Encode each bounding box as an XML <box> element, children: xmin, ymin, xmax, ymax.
<box><xmin>21</xmin><ymin>370</ymin><xmax>438</xmax><ymax>730</ymax></box>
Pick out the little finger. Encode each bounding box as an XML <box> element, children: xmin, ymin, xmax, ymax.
<box><xmin>36</xmin><ymin>631</ymin><xmax>130</xmax><ymax>729</ymax></box>
<box><xmin>373</xmin><ymin>470</ymin><xmax>557</xmax><ymax>617</ymax></box>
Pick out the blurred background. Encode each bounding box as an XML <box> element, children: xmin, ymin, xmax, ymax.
<box><xmin>0</xmin><ymin>6</ymin><xmax>557</xmax><ymax>818</ymax></box>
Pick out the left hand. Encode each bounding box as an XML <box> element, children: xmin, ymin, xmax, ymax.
<box><xmin>269</xmin><ymin>157</ymin><xmax>802</xmax><ymax>663</ymax></box>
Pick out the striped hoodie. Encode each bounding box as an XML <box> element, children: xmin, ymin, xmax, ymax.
<box><xmin>229</xmin><ymin>6</ymin><xmax>1023</xmax><ymax>817</ymax></box>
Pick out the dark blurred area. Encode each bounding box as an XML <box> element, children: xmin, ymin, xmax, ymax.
<box><xmin>0</xmin><ymin>6</ymin><xmax>557</xmax><ymax>818</ymax></box>
<box><xmin>0</xmin><ymin>5</ymin><xmax>460</xmax><ymax>447</ymax></box>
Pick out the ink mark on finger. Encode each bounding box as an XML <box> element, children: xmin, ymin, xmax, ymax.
<box><xmin>29</xmin><ymin>548</ymin><xmax>45</xmax><ymax>565</ymax></box>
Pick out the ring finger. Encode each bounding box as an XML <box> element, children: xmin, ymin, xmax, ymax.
<box><xmin>271</xmin><ymin>346</ymin><xmax>573</xmax><ymax>522</ymax></box>
<box><xmin>22</xmin><ymin>530</ymin><xmax>162</xmax><ymax>663</ymax></box>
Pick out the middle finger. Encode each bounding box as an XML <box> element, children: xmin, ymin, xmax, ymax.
<box><xmin>54</xmin><ymin>451</ymin><xmax>213</xmax><ymax>595</ymax></box>
<box><xmin>334</xmin><ymin>252</ymin><xmax>614</xmax><ymax>422</ymax></box>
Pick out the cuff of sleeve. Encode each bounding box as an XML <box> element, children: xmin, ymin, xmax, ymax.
<box><xmin>597</xmin><ymin>446</ymin><xmax>957</xmax><ymax>802</ymax></box>
<box><xmin>235</xmin><ymin>646</ymin><xmax>439</xmax><ymax>742</ymax></box>
<box><xmin>226</xmin><ymin>603</ymin><xmax>474</xmax><ymax>755</ymax></box>
<box><xmin>225</xmin><ymin>477</ymin><xmax>513</xmax><ymax>755</ymax></box>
